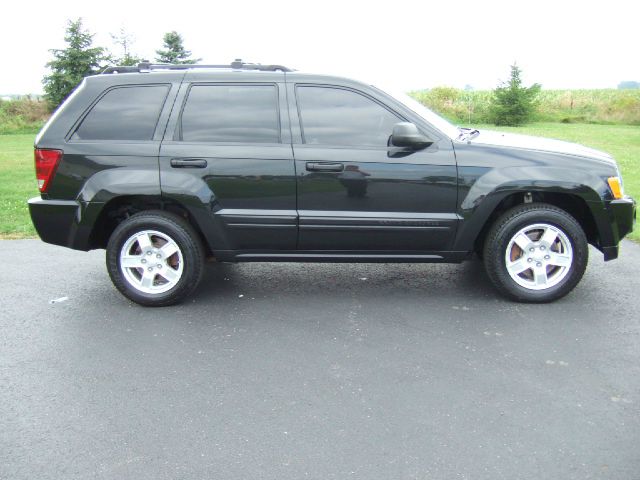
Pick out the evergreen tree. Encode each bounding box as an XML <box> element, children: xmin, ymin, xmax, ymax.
<box><xmin>43</xmin><ymin>18</ymin><xmax>109</xmax><ymax>110</ymax></box>
<box><xmin>490</xmin><ymin>64</ymin><xmax>541</xmax><ymax>126</ymax></box>
<box><xmin>155</xmin><ymin>31</ymin><xmax>200</xmax><ymax>64</ymax></box>
<box><xmin>110</xmin><ymin>28</ymin><xmax>142</xmax><ymax>66</ymax></box>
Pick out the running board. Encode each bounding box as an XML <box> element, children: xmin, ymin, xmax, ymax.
<box><xmin>233</xmin><ymin>253</ymin><xmax>446</xmax><ymax>263</ymax></box>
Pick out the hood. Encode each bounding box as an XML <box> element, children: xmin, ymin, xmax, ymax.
<box><xmin>468</xmin><ymin>130</ymin><xmax>615</xmax><ymax>166</ymax></box>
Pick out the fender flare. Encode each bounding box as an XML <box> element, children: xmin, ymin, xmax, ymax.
<box><xmin>452</xmin><ymin>166</ymin><xmax>613</xmax><ymax>252</ymax></box>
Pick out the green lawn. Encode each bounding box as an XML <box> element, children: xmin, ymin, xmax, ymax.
<box><xmin>1</xmin><ymin>123</ymin><xmax>638</xmax><ymax>240</ymax></box>
<box><xmin>0</xmin><ymin>134</ymin><xmax>37</xmax><ymax>237</ymax></box>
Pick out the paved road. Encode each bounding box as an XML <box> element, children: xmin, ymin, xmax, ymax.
<box><xmin>1</xmin><ymin>239</ymin><xmax>639</xmax><ymax>480</ymax></box>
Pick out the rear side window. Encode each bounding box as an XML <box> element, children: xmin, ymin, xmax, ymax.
<box><xmin>72</xmin><ymin>85</ymin><xmax>169</xmax><ymax>141</ymax></box>
<box><xmin>180</xmin><ymin>84</ymin><xmax>280</xmax><ymax>143</ymax></box>
<box><xmin>296</xmin><ymin>86</ymin><xmax>401</xmax><ymax>147</ymax></box>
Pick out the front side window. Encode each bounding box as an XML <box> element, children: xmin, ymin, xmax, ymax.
<box><xmin>296</xmin><ymin>86</ymin><xmax>401</xmax><ymax>147</ymax></box>
<box><xmin>73</xmin><ymin>85</ymin><xmax>169</xmax><ymax>141</ymax></box>
<box><xmin>180</xmin><ymin>84</ymin><xmax>280</xmax><ymax>143</ymax></box>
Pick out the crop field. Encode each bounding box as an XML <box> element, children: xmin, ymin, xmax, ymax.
<box><xmin>0</xmin><ymin>98</ymin><xmax>49</xmax><ymax>134</ymax></box>
<box><xmin>1</xmin><ymin>123</ymin><xmax>637</xmax><ymax>242</ymax></box>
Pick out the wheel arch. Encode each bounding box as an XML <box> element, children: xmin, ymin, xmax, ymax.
<box><xmin>86</xmin><ymin>195</ymin><xmax>214</xmax><ymax>257</ymax></box>
<box><xmin>452</xmin><ymin>159</ymin><xmax>620</xmax><ymax>255</ymax></box>
<box><xmin>474</xmin><ymin>191</ymin><xmax>600</xmax><ymax>252</ymax></box>
<box><xmin>454</xmin><ymin>187</ymin><xmax>611</xmax><ymax>255</ymax></box>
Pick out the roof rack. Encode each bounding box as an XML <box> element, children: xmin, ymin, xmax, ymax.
<box><xmin>102</xmin><ymin>59</ymin><xmax>292</xmax><ymax>74</ymax></box>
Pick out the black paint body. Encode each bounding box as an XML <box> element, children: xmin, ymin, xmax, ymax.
<box><xmin>29</xmin><ymin>69</ymin><xmax>636</xmax><ymax>263</ymax></box>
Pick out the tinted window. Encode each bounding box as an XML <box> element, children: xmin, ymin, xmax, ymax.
<box><xmin>73</xmin><ymin>85</ymin><xmax>168</xmax><ymax>141</ymax></box>
<box><xmin>181</xmin><ymin>84</ymin><xmax>280</xmax><ymax>143</ymax></box>
<box><xmin>297</xmin><ymin>86</ymin><xmax>401</xmax><ymax>147</ymax></box>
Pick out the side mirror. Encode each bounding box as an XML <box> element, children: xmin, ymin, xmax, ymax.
<box><xmin>390</xmin><ymin>122</ymin><xmax>434</xmax><ymax>150</ymax></box>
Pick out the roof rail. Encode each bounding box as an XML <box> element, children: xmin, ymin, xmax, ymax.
<box><xmin>101</xmin><ymin>59</ymin><xmax>292</xmax><ymax>74</ymax></box>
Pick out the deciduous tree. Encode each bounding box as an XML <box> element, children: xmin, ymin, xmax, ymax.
<box><xmin>110</xmin><ymin>28</ymin><xmax>142</xmax><ymax>66</ymax></box>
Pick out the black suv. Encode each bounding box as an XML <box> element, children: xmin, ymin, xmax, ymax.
<box><xmin>29</xmin><ymin>60</ymin><xmax>636</xmax><ymax>306</ymax></box>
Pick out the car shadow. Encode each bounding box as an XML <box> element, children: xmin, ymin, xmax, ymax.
<box><xmin>188</xmin><ymin>257</ymin><xmax>495</xmax><ymax>305</ymax></box>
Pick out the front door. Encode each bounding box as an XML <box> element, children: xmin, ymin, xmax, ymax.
<box><xmin>291</xmin><ymin>85</ymin><xmax>458</xmax><ymax>252</ymax></box>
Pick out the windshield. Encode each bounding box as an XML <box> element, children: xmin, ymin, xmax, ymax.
<box><xmin>373</xmin><ymin>86</ymin><xmax>461</xmax><ymax>140</ymax></box>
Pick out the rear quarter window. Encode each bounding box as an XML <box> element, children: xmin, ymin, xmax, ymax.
<box><xmin>72</xmin><ymin>85</ymin><xmax>169</xmax><ymax>141</ymax></box>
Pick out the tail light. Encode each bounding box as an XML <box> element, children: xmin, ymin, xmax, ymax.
<box><xmin>34</xmin><ymin>149</ymin><xmax>63</xmax><ymax>193</ymax></box>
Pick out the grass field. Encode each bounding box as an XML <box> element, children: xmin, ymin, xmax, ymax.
<box><xmin>0</xmin><ymin>134</ymin><xmax>37</xmax><ymax>237</ymax></box>
<box><xmin>1</xmin><ymin>123</ymin><xmax>638</xmax><ymax>241</ymax></box>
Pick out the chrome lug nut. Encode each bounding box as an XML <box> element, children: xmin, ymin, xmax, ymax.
<box><xmin>527</xmin><ymin>258</ymin><xmax>533</xmax><ymax>263</ymax></box>
<box><xmin>148</xmin><ymin>267</ymin><xmax>153</xmax><ymax>271</ymax></box>
<box><xmin>536</xmin><ymin>262</ymin><xmax>542</xmax><ymax>267</ymax></box>
<box><xmin>157</xmin><ymin>264</ymin><xmax>162</xmax><ymax>268</ymax></box>
<box><xmin>147</xmin><ymin>251</ymin><xmax>152</xmax><ymax>255</ymax></box>
<box><xmin>141</xmin><ymin>259</ymin><xmax>146</xmax><ymax>264</ymax></box>
<box><xmin>544</xmin><ymin>255</ymin><xmax>550</xmax><ymax>260</ymax></box>
<box><xmin>156</xmin><ymin>254</ymin><xmax>161</xmax><ymax>259</ymax></box>
<box><xmin>529</xmin><ymin>248</ymin><xmax>535</xmax><ymax>252</ymax></box>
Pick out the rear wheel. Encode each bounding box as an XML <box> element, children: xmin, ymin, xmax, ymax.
<box><xmin>106</xmin><ymin>211</ymin><xmax>204</xmax><ymax>306</ymax></box>
<box><xmin>483</xmin><ymin>203</ymin><xmax>588</xmax><ymax>302</ymax></box>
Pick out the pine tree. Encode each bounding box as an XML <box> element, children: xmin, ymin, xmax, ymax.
<box><xmin>43</xmin><ymin>18</ymin><xmax>109</xmax><ymax>110</ymax></box>
<box><xmin>110</xmin><ymin>28</ymin><xmax>142</xmax><ymax>66</ymax></box>
<box><xmin>155</xmin><ymin>31</ymin><xmax>200</xmax><ymax>64</ymax></box>
<box><xmin>490</xmin><ymin>64</ymin><xmax>541</xmax><ymax>126</ymax></box>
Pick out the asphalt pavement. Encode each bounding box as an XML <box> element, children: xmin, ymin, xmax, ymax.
<box><xmin>1</xmin><ymin>239</ymin><xmax>639</xmax><ymax>480</ymax></box>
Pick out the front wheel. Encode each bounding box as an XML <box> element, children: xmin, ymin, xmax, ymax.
<box><xmin>483</xmin><ymin>204</ymin><xmax>588</xmax><ymax>303</ymax></box>
<box><xmin>106</xmin><ymin>211</ymin><xmax>205</xmax><ymax>306</ymax></box>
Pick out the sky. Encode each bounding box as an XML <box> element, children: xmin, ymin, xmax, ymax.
<box><xmin>1</xmin><ymin>0</ymin><xmax>638</xmax><ymax>95</ymax></box>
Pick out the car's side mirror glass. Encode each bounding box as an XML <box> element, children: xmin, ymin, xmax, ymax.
<box><xmin>390</xmin><ymin>122</ymin><xmax>434</xmax><ymax>150</ymax></box>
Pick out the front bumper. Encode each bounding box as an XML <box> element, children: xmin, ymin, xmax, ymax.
<box><xmin>602</xmin><ymin>196</ymin><xmax>636</xmax><ymax>260</ymax></box>
<box><xmin>28</xmin><ymin>197</ymin><xmax>92</xmax><ymax>250</ymax></box>
<box><xmin>610</xmin><ymin>196</ymin><xmax>636</xmax><ymax>239</ymax></box>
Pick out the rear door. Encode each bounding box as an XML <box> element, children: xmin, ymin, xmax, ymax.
<box><xmin>289</xmin><ymin>83</ymin><xmax>458</xmax><ymax>252</ymax></box>
<box><xmin>159</xmin><ymin>76</ymin><xmax>297</xmax><ymax>252</ymax></box>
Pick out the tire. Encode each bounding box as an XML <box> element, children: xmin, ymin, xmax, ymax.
<box><xmin>106</xmin><ymin>211</ymin><xmax>205</xmax><ymax>307</ymax></box>
<box><xmin>483</xmin><ymin>203</ymin><xmax>588</xmax><ymax>303</ymax></box>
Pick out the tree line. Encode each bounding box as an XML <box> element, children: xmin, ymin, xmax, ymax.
<box><xmin>43</xmin><ymin>18</ymin><xmax>543</xmax><ymax>126</ymax></box>
<box><xmin>43</xmin><ymin>18</ymin><xmax>199</xmax><ymax>109</ymax></box>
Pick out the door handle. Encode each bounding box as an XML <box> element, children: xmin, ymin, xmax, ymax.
<box><xmin>306</xmin><ymin>162</ymin><xmax>344</xmax><ymax>172</ymax></box>
<box><xmin>170</xmin><ymin>158</ymin><xmax>208</xmax><ymax>168</ymax></box>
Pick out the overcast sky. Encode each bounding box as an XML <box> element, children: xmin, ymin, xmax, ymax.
<box><xmin>2</xmin><ymin>0</ymin><xmax>638</xmax><ymax>94</ymax></box>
